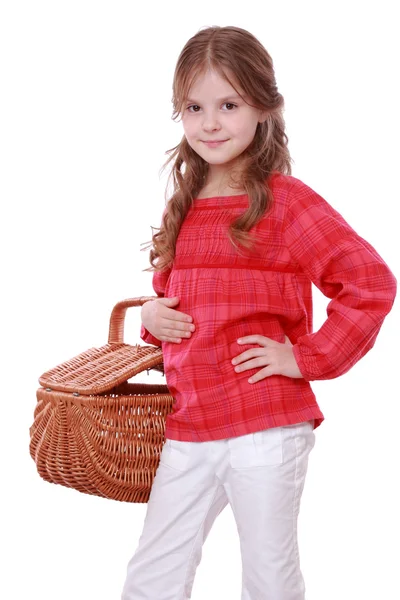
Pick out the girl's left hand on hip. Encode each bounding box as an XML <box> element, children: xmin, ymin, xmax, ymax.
<box><xmin>231</xmin><ymin>335</ymin><xmax>303</xmax><ymax>383</ymax></box>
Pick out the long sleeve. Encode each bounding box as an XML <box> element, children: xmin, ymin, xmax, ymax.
<box><xmin>283</xmin><ymin>180</ymin><xmax>397</xmax><ymax>381</ymax></box>
<box><xmin>140</xmin><ymin>266</ymin><xmax>172</xmax><ymax>347</ymax></box>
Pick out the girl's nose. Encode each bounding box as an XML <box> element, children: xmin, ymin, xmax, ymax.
<box><xmin>202</xmin><ymin>113</ymin><xmax>221</xmax><ymax>130</ymax></box>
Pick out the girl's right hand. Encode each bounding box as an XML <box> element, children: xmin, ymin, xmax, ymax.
<box><xmin>141</xmin><ymin>296</ymin><xmax>195</xmax><ymax>343</ymax></box>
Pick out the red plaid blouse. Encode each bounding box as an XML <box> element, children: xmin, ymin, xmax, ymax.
<box><xmin>140</xmin><ymin>172</ymin><xmax>397</xmax><ymax>442</ymax></box>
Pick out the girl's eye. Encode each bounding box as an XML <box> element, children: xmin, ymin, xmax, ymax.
<box><xmin>186</xmin><ymin>103</ymin><xmax>237</xmax><ymax>113</ymax></box>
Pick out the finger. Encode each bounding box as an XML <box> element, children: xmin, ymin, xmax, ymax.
<box><xmin>248</xmin><ymin>365</ymin><xmax>276</xmax><ymax>383</ymax></box>
<box><xmin>157</xmin><ymin>301</ymin><xmax>192</xmax><ymax>323</ymax></box>
<box><xmin>237</xmin><ymin>335</ymin><xmax>269</xmax><ymax>346</ymax></box>
<box><xmin>233</xmin><ymin>356</ymin><xmax>267</xmax><ymax>372</ymax></box>
<box><xmin>232</xmin><ymin>348</ymin><xmax>265</xmax><ymax>365</ymax></box>
<box><xmin>169</xmin><ymin>310</ymin><xmax>193</xmax><ymax>323</ymax></box>
<box><xmin>161</xmin><ymin>326</ymin><xmax>192</xmax><ymax>339</ymax></box>
<box><xmin>163</xmin><ymin>318</ymin><xmax>195</xmax><ymax>333</ymax></box>
<box><xmin>158</xmin><ymin>334</ymin><xmax>183</xmax><ymax>344</ymax></box>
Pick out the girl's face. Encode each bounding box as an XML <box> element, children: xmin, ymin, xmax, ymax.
<box><xmin>181</xmin><ymin>69</ymin><xmax>267</xmax><ymax>180</ymax></box>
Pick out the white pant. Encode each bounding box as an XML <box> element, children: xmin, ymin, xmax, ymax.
<box><xmin>121</xmin><ymin>420</ymin><xmax>316</xmax><ymax>600</ymax></box>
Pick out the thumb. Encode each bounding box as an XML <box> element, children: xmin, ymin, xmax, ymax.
<box><xmin>162</xmin><ymin>296</ymin><xmax>179</xmax><ymax>303</ymax></box>
<box><xmin>284</xmin><ymin>335</ymin><xmax>293</xmax><ymax>346</ymax></box>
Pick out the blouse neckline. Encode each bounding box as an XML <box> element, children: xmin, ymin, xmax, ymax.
<box><xmin>193</xmin><ymin>172</ymin><xmax>280</xmax><ymax>203</ymax></box>
<box><xmin>193</xmin><ymin>193</ymin><xmax>248</xmax><ymax>201</ymax></box>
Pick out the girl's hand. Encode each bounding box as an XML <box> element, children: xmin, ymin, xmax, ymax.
<box><xmin>231</xmin><ymin>335</ymin><xmax>303</xmax><ymax>382</ymax></box>
<box><xmin>141</xmin><ymin>296</ymin><xmax>195</xmax><ymax>343</ymax></box>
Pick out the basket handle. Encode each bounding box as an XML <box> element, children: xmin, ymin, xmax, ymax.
<box><xmin>108</xmin><ymin>296</ymin><xmax>158</xmax><ymax>344</ymax></box>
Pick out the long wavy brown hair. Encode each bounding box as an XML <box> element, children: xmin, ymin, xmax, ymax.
<box><xmin>142</xmin><ymin>25</ymin><xmax>293</xmax><ymax>274</ymax></box>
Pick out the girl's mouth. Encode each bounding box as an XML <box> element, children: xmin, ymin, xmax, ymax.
<box><xmin>202</xmin><ymin>140</ymin><xmax>228</xmax><ymax>148</ymax></box>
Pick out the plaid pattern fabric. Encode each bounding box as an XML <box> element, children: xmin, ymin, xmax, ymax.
<box><xmin>140</xmin><ymin>172</ymin><xmax>397</xmax><ymax>441</ymax></box>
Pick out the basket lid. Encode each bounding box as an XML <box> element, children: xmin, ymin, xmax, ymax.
<box><xmin>38</xmin><ymin>343</ymin><xmax>165</xmax><ymax>395</ymax></box>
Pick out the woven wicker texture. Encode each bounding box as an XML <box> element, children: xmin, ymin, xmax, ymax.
<box><xmin>29</xmin><ymin>296</ymin><xmax>175</xmax><ymax>503</ymax></box>
<box><xmin>38</xmin><ymin>342</ymin><xmax>166</xmax><ymax>395</ymax></box>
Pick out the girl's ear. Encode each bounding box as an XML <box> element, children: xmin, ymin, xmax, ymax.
<box><xmin>258</xmin><ymin>110</ymin><xmax>269</xmax><ymax>123</ymax></box>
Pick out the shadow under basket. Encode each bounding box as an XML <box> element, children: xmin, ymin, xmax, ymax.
<box><xmin>29</xmin><ymin>296</ymin><xmax>175</xmax><ymax>503</ymax></box>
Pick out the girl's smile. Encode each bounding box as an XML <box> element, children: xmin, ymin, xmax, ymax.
<box><xmin>202</xmin><ymin>139</ymin><xmax>229</xmax><ymax>148</ymax></box>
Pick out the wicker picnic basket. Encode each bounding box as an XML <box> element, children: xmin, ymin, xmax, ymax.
<box><xmin>29</xmin><ymin>296</ymin><xmax>175</xmax><ymax>504</ymax></box>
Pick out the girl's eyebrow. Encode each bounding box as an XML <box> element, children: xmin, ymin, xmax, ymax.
<box><xmin>186</xmin><ymin>94</ymin><xmax>242</xmax><ymax>103</ymax></box>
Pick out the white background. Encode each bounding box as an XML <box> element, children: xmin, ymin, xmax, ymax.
<box><xmin>1</xmin><ymin>1</ymin><xmax>399</xmax><ymax>599</ymax></box>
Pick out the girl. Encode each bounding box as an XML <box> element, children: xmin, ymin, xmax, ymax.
<box><xmin>121</xmin><ymin>26</ymin><xmax>397</xmax><ymax>600</ymax></box>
